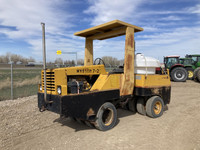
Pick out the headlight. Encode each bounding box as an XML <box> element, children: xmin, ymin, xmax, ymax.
<box><xmin>57</xmin><ymin>86</ymin><xmax>61</xmax><ymax>95</ymax></box>
<box><xmin>40</xmin><ymin>85</ymin><xmax>42</xmax><ymax>91</ymax></box>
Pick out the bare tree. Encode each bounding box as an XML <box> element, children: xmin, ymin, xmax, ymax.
<box><xmin>102</xmin><ymin>56</ymin><xmax>120</xmax><ymax>67</ymax></box>
<box><xmin>77</xmin><ymin>59</ymin><xmax>84</xmax><ymax>66</ymax></box>
<box><xmin>28</xmin><ymin>56</ymin><xmax>35</xmax><ymax>62</ymax></box>
<box><xmin>64</xmin><ymin>60</ymin><xmax>75</xmax><ymax>66</ymax></box>
<box><xmin>0</xmin><ymin>53</ymin><xmax>37</xmax><ymax>64</ymax></box>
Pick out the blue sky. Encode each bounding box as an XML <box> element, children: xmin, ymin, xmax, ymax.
<box><xmin>0</xmin><ymin>0</ymin><xmax>200</xmax><ymax>62</ymax></box>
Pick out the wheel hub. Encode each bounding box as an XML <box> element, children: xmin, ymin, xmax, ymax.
<box><xmin>153</xmin><ymin>101</ymin><xmax>162</xmax><ymax>115</ymax></box>
<box><xmin>175</xmin><ymin>70</ymin><xmax>185</xmax><ymax>80</ymax></box>
<box><xmin>102</xmin><ymin>108</ymin><xmax>114</xmax><ymax>126</ymax></box>
<box><xmin>188</xmin><ymin>71</ymin><xmax>193</xmax><ymax>78</ymax></box>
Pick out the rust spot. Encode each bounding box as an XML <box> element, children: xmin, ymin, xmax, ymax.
<box><xmin>151</xmin><ymin>88</ymin><xmax>160</xmax><ymax>95</ymax></box>
<box><xmin>87</xmin><ymin>108</ymin><xmax>95</xmax><ymax>117</ymax></box>
<box><xmin>128</xmin><ymin>34</ymin><xmax>134</xmax><ymax>48</ymax></box>
<box><xmin>126</xmin><ymin>54</ymin><xmax>132</xmax><ymax>71</ymax></box>
<box><xmin>87</xmin><ymin>59</ymin><xmax>90</xmax><ymax>63</ymax></box>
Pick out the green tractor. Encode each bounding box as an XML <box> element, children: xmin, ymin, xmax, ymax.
<box><xmin>185</xmin><ymin>54</ymin><xmax>200</xmax><ymax>82</ymax></box>
<box><xmin>179</xmin><ymin>58</ymin><xmax>195</xmax><ymax>80</ymax></box>
<box><xmin>164</xmin><ymin>56</ymin><xmax>188</xmax><ymax>82</ymax></box>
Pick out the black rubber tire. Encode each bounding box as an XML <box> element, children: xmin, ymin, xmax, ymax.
<box><xmin>128</xmin><ymin>98</ymin><xmax>136</xmax><ymax>113</ymax></box>
<box><xmin>194</xmin><ymin>67</ymin><xmax>200</xmax><ymax>82</ymax></box>
<box><xmin>171</xmin><ymin>67</ymin><xmax>188</xmax><ymax>82</ymax></box>
<box><xmin>185</xmin><ymin>67</ymin><xmax>194</xmax><ymax>80</ymax></box>
<box><xmin>136</xmin><ymin>98</ymin><xmax>146</xmax><ymax>115</ymax></box>
<box><xmin>93</xmin><ymin>58</ymin><xmax>105</xmax><ymax>66</ymax></box>
<box><xmin>197</xmin><ymin>69</ymin><xmax>200</xmax><ymax>82</ymax></box>
<box><xmin>146</xmin><ymin>96</ymin><xmax>164</xmax><ymax>118</ymax></box>
<box><xmin>95</xmin><ymin>102</ymin><xmax>117</xmax><ymax>131</ymax></box>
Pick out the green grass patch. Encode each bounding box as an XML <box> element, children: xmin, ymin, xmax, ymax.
<box><xmin>0</xmin><ymin>69</ymin><xmax>41</xmax><ymax>82</ymax></box>
<box><xmin>0</xmin><ymin>84</ymin><xmax>38</xmax><ymax>101</ymax></box>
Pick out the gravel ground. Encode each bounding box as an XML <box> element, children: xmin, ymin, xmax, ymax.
<box><xmin>0</xmin><ymin>81</ymin><xmax>200</xmax><ymax>150</ymax></box>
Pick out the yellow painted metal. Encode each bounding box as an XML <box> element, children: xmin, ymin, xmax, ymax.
<box><xmin>38</xmin><ymin>20</ymin><xmax>171</xmax><ymax>99</ymax></box>
<box><xmin>90</xmin><ymin>73</ymin><xmax>171</xmax><ymax>92</ymax></box>
<box><xmin>74</xmin><ymin>20</ymin><xmax>143</xmax><ymax>40</ymax></box>
<box><xmin>39</xmin><ymin>64</ymin><xmax>170</xmax><ymax>95</ymax></box>
<box><xmin>134</xmin><ymin>74</ymin><xmax>171</xmax><ymax>88</ymax></box>
<box><xmin>84</xmin><ymin>38</ymin><xmax>93</xmax><ymax>66</ymax></box>
<box><xmin>120</xmin><ymin>27</ymin><xmax>135</xmax><ymax>96</ymax></box>
<box><xmin>90</xmin><ymin>74</ymin><xmax>121</xmax><ymax>91</ymax></box>
<box><xmin>39</xmin><ymin>65</ymin><xmax>107</xmax><ymax>95</ymax></box>
<box><xmin>63</xmin><ymin>65</ymin><xmax>107</xmax><ymax>75</ymax></box>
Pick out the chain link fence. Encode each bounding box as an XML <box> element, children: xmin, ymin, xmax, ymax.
<box><xmin>0</xmin><ymin>63</ymin><xmax>116</xmax><ymax>101</ymax></box>
<box><xmin>0</xmin><ymin>64</ymin><xmax>41</xmax><ymax>101</ymax></box>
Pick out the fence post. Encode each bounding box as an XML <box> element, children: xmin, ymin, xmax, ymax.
<box><xmin>11</xmin><ymin>62</ymin><xmax>13</xmax><ymax>100</ymax></box>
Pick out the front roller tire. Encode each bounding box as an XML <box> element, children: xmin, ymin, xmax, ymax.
<box><xmin>95</xmin><ymin>102</ymin><xmax>117</xmax><ymax>131</ymax></box>
<box><xmin>146</xmin><ymin>96</ymin><xmax>164</xmax><ymax>118</ymax></box>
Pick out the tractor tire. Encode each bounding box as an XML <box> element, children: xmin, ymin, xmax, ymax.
<box><xmin>194</xmin><ymin>67</ymin><xmax>200</xmax><ymax>82</ymax></box>
<box><xmin>186</xmin><ymin>68</ymin><xmax>194</xmax><ymax>80</ymax></box>
<box><xmin>146</xmin><ymin>96</ymin><xmax>164</xmax><ymax>118</ymax></box>
<box><xmin>128</xmin><ymin>98</ymin><xmax>136</xmax><ymax>113</ymax></box>
<box><xmin>136</xmin><ymin>98</ymin><xmax>146</xmax><ymax>115</ymax></box>
<box><xmin>95</xmin><ymin>102</ymin><xmax>117</xmax><ymax>131</ymax></box>
<box><xmin>171</xmin><ymin>67</ymin><xmax>188</xmax><ymax>82</ymax></box>
<box><xmin>197</xmin><ymin>69</ymin><xmax>200</xmax><ymax>82</ymax></box>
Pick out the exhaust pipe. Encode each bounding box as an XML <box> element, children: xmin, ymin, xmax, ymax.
<box><xmin>41</xmin><ymin>22</ymin><xmax>52</xmax><ymax>104</ymax></box>
<box><xmin>41</xmin><ymin>22</ymin><xmax>47</xmax><ymax>103</ymax></box>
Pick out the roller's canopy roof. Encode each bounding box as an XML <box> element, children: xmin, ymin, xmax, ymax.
<box><xmin>74</xmin><ymin>20</ymin><xmax>143</xmax><ymax>40</ymax></box>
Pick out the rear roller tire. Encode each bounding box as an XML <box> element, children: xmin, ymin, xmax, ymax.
<box><xmin>136</xmin><ymin>98</ymin><xmax>146</xmax><ymax>115</ymax></box>
<box><xmin>95</xmin><ymin>102</ymin><xmax>117</xmax><ymax>131</ymax></box>
<box><xmin>128</xmin><ymin>98</ymin><xmax>136</xmax><ymax>113</ymax></box>
<box><xmin>146</xmin><ymin>96</ymin><xmax>164</xmax><ymax>118</ymax></box>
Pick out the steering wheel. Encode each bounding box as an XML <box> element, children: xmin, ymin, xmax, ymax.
<box><xmin>94</xmin><ymin>58</ymin><xmax>105</xmax><ymax>65</ymax></box>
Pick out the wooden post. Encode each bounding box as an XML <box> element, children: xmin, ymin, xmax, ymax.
<box><xmin>84</xmin><ymin>38</ymin><xmax>93</xmax><ymax>66</ymax></box>
<box><xmin>120</xmin><ymin>27</ymin><xmax>135</xmax><ymax>96</ymax></box>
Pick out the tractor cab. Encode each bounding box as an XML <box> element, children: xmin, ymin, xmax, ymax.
<box><xmin>179</xmin><ymin>58</ymin><xmax>195</xmax><ymax>69</ymax></box>
<box><xmin>179</xmin><ymin>58</ymin><xmax>194</xmax><ymax>65</ymax></box>
<box><xmin>164</xmin><ymin>56</ymin><xmax>181</xmax><ymax>69</ymax></box>
<box><xmin>185</xmin><ymin>54</ymin><xmax>200</xmax><ymax>68</ymax></box>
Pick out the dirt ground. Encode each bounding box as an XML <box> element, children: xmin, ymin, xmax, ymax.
<box><xmin>0</xmin><ymin>81</ymin><xmax>200</xmax><ymax>150</ymax></box>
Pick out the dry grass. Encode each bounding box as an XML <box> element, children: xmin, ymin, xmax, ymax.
<box><xmin>0</xmin><ymin>75</ymin><xmax>40</xmax><ymax>90</ymax></box>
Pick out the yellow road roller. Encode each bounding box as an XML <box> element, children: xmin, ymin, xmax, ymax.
<box><xmin>38</xmin><ymin>20</ymin><xmax>171</xmax><ymax>131</ymax></box>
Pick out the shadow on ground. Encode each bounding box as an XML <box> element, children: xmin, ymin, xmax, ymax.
<box><xmin>53</xmin><ymin>108</ymin><xmax>136</xmax><ymax>132</ymax></box>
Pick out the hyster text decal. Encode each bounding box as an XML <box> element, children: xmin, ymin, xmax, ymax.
<box><xmin>76</xmin><ymin>68</ymin><xmax>99</xmax><ymax>73</ymax></box>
